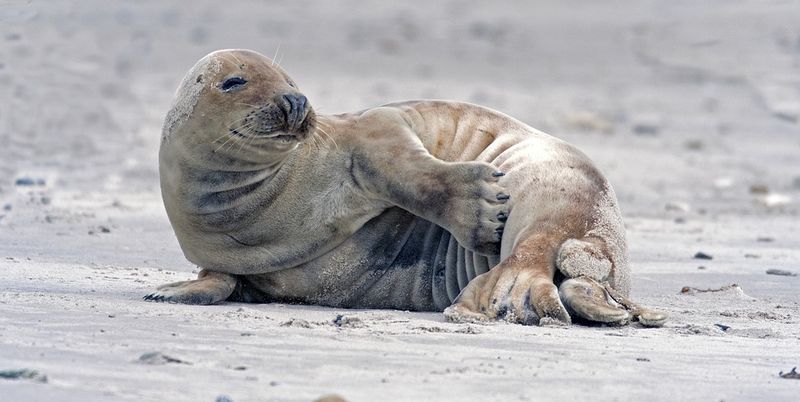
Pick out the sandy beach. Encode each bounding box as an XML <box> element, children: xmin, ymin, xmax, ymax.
<box><xmin>1</xmin><ymin>1</ymin><xmax>799</xmax><ymax>401</ymax></box>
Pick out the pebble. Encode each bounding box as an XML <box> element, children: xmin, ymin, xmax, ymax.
<box><xmin>137</xmin><ymin>352</ymin><xmax>190</xmax><ymax>365</ymax></box>
<box><xmin>0</xmin><ymin>369</ymin><xmax>47</xmax><ymax>383</ymax></box>
<box><xmin>693</xmin><ymin>252</ymin><xmax>713</xmax><ymax>260</ymax></box>
<box><xmin>15</xmin><ymin>177</ymin><xmax>37</xmax><ymax>186</ymax></box>
<box><xmin>631</xmin><ymin>114</ymin><xmax>661</xmax><ymax>136</ymax></box>
<box><xmin>332</xmin><ymin>314</ymin><xmax>364</xmax><ymax>328</ymax></box>
<box><xmin>779</xmin><ymin>367</ymin><xmax>800</xmax><ymax>379</ymax></box>
<box><xmin>749</xmin><ymin>184</ymin><xmax>769</xmax><ymax>194</ymax></box>
<box><xmin>684</xmin><ymin>139</ymin><xmax>704</xmax><ymax>150</ymax></box>
<box><xmin>766</xmin><ymin>269</ymin><xmax>797</xmax><ymax>277</ymax></box>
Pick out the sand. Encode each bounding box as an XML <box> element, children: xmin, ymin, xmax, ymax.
<box><xmin>1</xmin><ymin>1</ymin><xmax>799</xmax><ymax>401</ymax></box>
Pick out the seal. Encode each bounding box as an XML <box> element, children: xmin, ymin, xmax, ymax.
<box><xmin>146</xmin><ymin>49</ymin><xmax>667</xmax><ymax>327</ymax></box>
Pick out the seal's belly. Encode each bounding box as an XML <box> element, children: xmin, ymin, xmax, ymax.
<box><xmin>240</xmin><ymin>208</ymin><xmax>448</xmax><ymax>310</ymax></box>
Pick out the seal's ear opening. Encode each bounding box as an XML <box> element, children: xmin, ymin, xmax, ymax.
<box><xmin>220</xmin><ymin>76</ymin><xmax>248</xmax><ymax>92</ymax></box>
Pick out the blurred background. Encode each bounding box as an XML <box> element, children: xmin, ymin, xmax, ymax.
<box><xmin>1</xmin><ymin>0</ymin><xmax>798</xmax><ymax>231</ymax></box>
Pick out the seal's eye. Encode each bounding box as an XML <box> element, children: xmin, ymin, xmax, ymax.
<box><xmin>220</xmin><ymin>76</ymin><xmax>247</xmax><ymax>92</ymax></box>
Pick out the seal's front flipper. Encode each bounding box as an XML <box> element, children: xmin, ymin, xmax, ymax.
<box><xmin>559</xmin><ymin>277</ymin><xmax>668</xmax><ymax>327</ymax></box>
<box><xmin>144</xmin><ymin>269</ymin><xmax>237</xmax><ymax>305</ymax></box>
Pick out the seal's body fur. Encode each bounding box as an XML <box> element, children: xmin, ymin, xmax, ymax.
<box><xmin>203</xmin><ymin>101</ymin><xmax>627</xmax><ymax>312</ymax></box>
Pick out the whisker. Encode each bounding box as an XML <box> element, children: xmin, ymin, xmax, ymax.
<box><xmin>214</xmin><ymin>134</ymin><xmax>237</xmax><ymax>153</ymax></box>
<box><xmin>234</xmin><ymin>102</ymin><xmax>262</xmax><ymax>108</ymax></box>
<box><xmin>225</xmin><ymin>134</ymin><xmax>241</xmax><ymax>152</ymax></box>
<box><xmin>315</xmin><ymin>125</ymin><xmax>338</xmax><ymax>150</ymax></box>
<box><xmin>228</xmin><ymin>52</ymin><xmax>244</xmax><ymax>67</ymax></box>
<box><xmin>275</xmin><ymin>50</ymin><xmax>285</xmax><ymax>68</ymax></box>
<box><xmin>236</xmin><ymin>130</ymin><xmax>251</xmax><ymax>155</ymax></box>
<box><xmin>211</xmin><ymin>133</ymin><xmax>230</xmax><ymax>144</ymax></box>
<box><xmin>271</xmin><ymin>43</ymin><xmax>281</xmax><ymax>66</ymax></box>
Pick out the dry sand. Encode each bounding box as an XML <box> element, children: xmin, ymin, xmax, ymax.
<box><xmin>1</xmin><ymin>1</ymin><xmax>799</xmax><ymax>401</ymax></box>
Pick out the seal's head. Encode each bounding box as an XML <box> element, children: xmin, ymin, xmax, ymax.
<box><xmin>162</xmin><ymin>49</ymin><xmax>315</xmax><ymax>159</ymax></box>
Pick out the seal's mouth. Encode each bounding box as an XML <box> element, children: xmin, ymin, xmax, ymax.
<box><xmin>266</xmin><ymin>109</ymin><xmax>314</xmax><ymax>143</ymax></box>
<box><xmin>228</xmin><ymin>98</ymin><xmax>314</xmax><ymax>145</ymax></box>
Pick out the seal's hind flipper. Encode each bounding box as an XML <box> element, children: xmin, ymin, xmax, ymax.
<box><xmin>559</xmin><ymin>277</ymin><xmax>630</xmax><ymax>325</ymax></box>
<box><xmin>559</xmin><ymin>276</ymin><xmax>668</xmax><ymax>327</ymax></box>
<box><xmin>601</xmin><ymin>280</ymin><xmax>668</xmax><ymax>327</ymax></box>
<box><xmin>144</xmin><ymin>269</ymin><xmax>237</xmax><ymax>305</ymax></box>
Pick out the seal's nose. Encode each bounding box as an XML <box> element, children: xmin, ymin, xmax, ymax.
<box><xmin>279</xmin><ymin>93</ymin><xmax>308</xmax><ymax>131</ymax></box>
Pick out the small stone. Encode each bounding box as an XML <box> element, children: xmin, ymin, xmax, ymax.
<box><xmin>697</xmin><ymin>266</ymin><xmax>706</xmax><ymax>270</ymax></box>
<box><xmin>99</xmin><ymin>226</ymin><xmax>111</xmax><ymax>233</ymax></box>
<box><xmin>3</xmin><ymin>204</ymin><xmax>11</xmax><ymax>211</ymax></box>
<box><xmin>215</xmin><ymin>396</ymin><xmax>234</xmax><ymax>402</ymax></box>
<box><xmin>744</xmin><ymin>254</ymin><xmax>760</xmax><ymax>259</ymax></box>
<box><xmin>332</xmin><ymin>314</ymin><xmax>364</xmax><ymax>328</ymax></box>
<box><xmin>749</xmin><ymin>184</ymin><xmax>769</xmax><ymax>194</ymax></box>
<box><xmin>693</xmin><ymin>252</ymin><xmax>713</xmax><ymax>260</ymax></box>
<box><xmin>137</xmin><ymin>352</ymin><xmax>190</xmax><ymax>365</ymax></box>
<box><xmin>14</xmin><ymin>177</ymin><xmax>36</xmax><ymax>186</ymax></box>
<box><xmin>779</xmin><ymin>367</ymin><xmax>800</xmax><ymax>379</ymax></box>
<box><xmin>636</xmin><ymin>357</ymin><xmax>651</xmax><ymax>362</ymax></box>
<box><xmin>0</xmin><ymin>369</ymin><xmax>47</xmax><ymax>383</ymax></box>
<box><xmin>766</xmin><ymin>269</ymin><xmax>796</xmax><ymax>277</ymax></box>
<box><xmin>631</xmin><ymin>114</ymin><xmax>661</xmax><ymax>136</ymax></box>
<box><xmin>714</xmin><ymin>323</ymin><xmax>731</xmax><ymax>332</ymax></box>
<box><xmin>684</xmin><ymin>139</ymin><xmax>704</xmax><ymax>150</ymax></box>
<box><xmin>757</xmin><ymin>237</ymin><xmax>775</xmax><ymax>242</ymax></box>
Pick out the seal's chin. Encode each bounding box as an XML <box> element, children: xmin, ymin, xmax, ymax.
<box><xmin>268</xmin><ymin>133</ymin><xmax>303</xmax><ymax>143</ymax></box>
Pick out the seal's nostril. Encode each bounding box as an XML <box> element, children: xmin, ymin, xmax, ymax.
<box><xmin>296</xmin><ymin>95</ymin><xmax>307</xmax><ymax>110</ymax></box>
<box><xmin>282</xmin><ymin>94</ymin><xmax>306</xmax><ymax>112</ymax></box>
<box><xmin>281</xmin><ymin>93</ymin><xmax>308</xmax><ymax>130</ymax></box>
